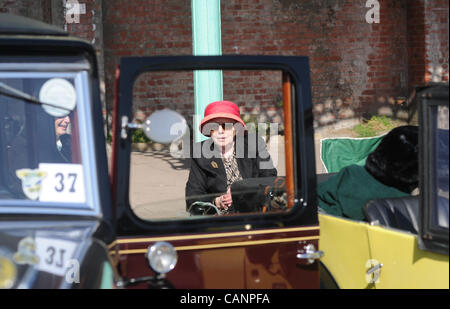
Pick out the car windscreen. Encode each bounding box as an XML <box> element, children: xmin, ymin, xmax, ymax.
<box><xmin>0</xmin><ymin>72</ymin><xmax>91</xmax><ymax>210</ymax></box>
<box><xmin>126</xmin><ymin>69</ymin><xmax>297</xmax><ymax>221</ymax></box>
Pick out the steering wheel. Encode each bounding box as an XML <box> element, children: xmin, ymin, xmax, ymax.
<box><xmin>188</xmin><ymin>201</ymin><xmax>222</xmax><ymax>216</ymax></box>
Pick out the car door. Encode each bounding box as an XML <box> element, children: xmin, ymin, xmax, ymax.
<box><xmin>365</xmin><ymin>84</ymin><xmax>449</xmax><ymax>289</ymax></box>
<box><xmin>109</xmin><ymin>56</ymin><xmax>320</xmax><ymax>289</ymax></box>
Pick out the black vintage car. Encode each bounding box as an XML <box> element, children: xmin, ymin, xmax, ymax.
<box><xmin>0</xmin><ymin>14</ymin><xmax>117</xmax><ymax>288</ymax></box>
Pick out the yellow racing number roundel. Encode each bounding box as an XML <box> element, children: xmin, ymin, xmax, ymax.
<box><xmin>0</xmin><ymin>256</ymin><xmax>17</xmax><ymax>289</ymax></box>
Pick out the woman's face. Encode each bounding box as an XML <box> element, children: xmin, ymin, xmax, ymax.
<box><xmin>55</xmin><ymin>115</ymin><xmax>70</xmax><ymax>138</ymax></box>
<box><xmin>210</xmin><ymin>117</ymin><xmax>236</xmax><ymax>148</ymax></box>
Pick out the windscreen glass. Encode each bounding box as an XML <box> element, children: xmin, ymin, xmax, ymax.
<box><xmin>128</xmin><ymin>69</ymin><xmax>294</xmax><ymax>220</ymax></box>
<box><xmin>0</xmin><ymin>72</ymin><xmax>87</xmax><ymax>206</ymax></box>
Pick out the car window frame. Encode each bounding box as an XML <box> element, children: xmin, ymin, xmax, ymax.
<box><xmin>418</xmin><ymin>84</ymin><xmax>449</xmax><ymax>256</ymax></box>
<box><xmin>114</xmin><ymin>55</ymin><xmax>318</xmax><ymax>236</ymax></box>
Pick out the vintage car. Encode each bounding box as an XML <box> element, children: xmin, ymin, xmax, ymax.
<box><xmin>319</xmin><ymin>84</ymin><xmax>449</xmax><ymax>288</ymax></box>
<box><xmin>0</xmin><ymin>14</ymin><xmax>448</xmax><ymax>289</ymax></box>
<box><xmin>0</xmin><ymin>14</ymin><xmax>118</xmax><ymax>289</ymax></box>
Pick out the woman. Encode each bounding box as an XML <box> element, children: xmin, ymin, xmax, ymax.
<box><xmin>54</xmin><ymin>115</ymin><xmax>72</xmax><ymax>163</ymax></box>
<box><xmin>185</xmin><ymin>100</ymin><xmax>277</xmax><ymax>214</ymax></box>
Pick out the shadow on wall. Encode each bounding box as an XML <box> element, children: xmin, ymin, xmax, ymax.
<box><xmin>113</xmin><ymin>62</ymin><xmax>449</xmax><ymax>137</ymax></box>
<box><xmin>313</xmin><ymin>63</ymin><xmax>449</xmax><ymax>129</ymax></box>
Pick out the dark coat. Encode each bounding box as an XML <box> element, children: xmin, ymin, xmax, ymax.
<box><xmin>365</xmin><ymin>125</ymin><xmax>419</xmax><ymax>193</ymax></box>
<box><xmin>185</xmin><ymin>133</ymin><xmax>277</xmax><ymax>210</ymax></box>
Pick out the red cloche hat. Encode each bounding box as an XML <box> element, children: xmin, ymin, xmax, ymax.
<box><xmin>199</xmin><ymin>100</ymin><xmax>247</xmax><ymax>136</ymax></box>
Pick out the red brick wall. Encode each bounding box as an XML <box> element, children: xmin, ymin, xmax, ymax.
<box><xmin>407</xmin><ymin>0</ymin><xmax>449</xmax><ymax>87</ymax></box>
<box><xmin>414</xmin><ymin>0</ymin><xmax>449</xmax><ymax>86</ymax></box>
<box><xmin>223</xmin><ymin>71</ymin><xmax>282</xmax><ymax>125</ymax></box>
<box><xmin>65</xmin><ymin>0</ymin><xmax>105</xmax><ymax>81</ymax></box>
<box><xmin>0</xmin><ymin>0</ymin><xmax>46</xmax><ymax>20</ymax></box>
<box><xmin>133</xmin><ymin>71</ymin><xmax>194</xmax><ymax>119</ymax></box>
<box><xmin>108</xmin><ymin>0</ymin><xmax>415</xmax><ymax>126</ymax></box>
<box><xmin>408</xmin><ymin>0</ymin><xmax>428</xmax><ymax>89</ymax></box>
<box><xmin>221</xmin><ymin>0</ymin><xmax>410</xmax><ymax>124</ymax></box>
<box><xmin>103</xmin><ymin>0</ymin><xmax>192</xmax><ymax>122</ymax></box>
<box><xmin>425</xmin><ymin>0</ymin><xmax>449</xmax><ymax>82</ymax></box>
<box><xmin>426</xmin><ymin>0</ymin><xmax>449</xmax><ymax>83</ymax></box>
<box><xmin>357</xmin><ymin>0</ymin><xmax>409</xmax><ymax>116</ymax></box>
<box><xmin>1</xmin><ymin>0</ymin><xmax>448</xmax><ymax>128</ymax></box>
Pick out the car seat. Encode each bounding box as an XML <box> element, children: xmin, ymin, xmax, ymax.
<box><xmin>363</xmin><ymin>196</ymin><xmax>419</xmax><ymax>234</ymax></box>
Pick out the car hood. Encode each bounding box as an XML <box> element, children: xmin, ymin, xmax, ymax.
<box><xmin>0</xmin><ymin>219</ymin><xmax>100</xmax><ymax>289</ymax></box>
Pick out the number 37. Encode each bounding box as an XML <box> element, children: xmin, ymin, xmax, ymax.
<box><xmin>54</xmin><ymin>172</ymin><xmax>77</xmax><ymax>193</ymax></box>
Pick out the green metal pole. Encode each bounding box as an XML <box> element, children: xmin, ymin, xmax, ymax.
<box><xmin>191</xmin><ymin>0</ymin><xmax>223</xmax><ymax>142</ymax></box>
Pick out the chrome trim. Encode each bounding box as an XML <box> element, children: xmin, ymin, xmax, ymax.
<box><xmin>296</xmin><ymin>243</ymin><xmax>324</xmax><ymax>264</ymax></box>
<box><xmin>114</xmin><ymin>235</ymin><xmax>320</xmax><ymax>255</ymax></box>
<box><xmin>75</xmin><ymin>71</ymin><xmax>101</xmax><ymax>216</ymax></box>
<box><xmin>366</xmin><ymin>263</ymin><xmax>383</xmax><ymax>276</ymax></box>
<box><xmin>0</xmin><ymin>56</ymin><xmax>91</xmax><ymax>72</ymax></box>
<box><xmin>114</xmin><ymin>225</ymin><xmax>320</xmax><ymax>245</ymax></box>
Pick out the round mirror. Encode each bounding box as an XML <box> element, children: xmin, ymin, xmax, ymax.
<box><xmin>39</xmin><ymin>78</ymin><xmax>76</xmax><ymax>117</ymax></box>
<box><xmin>144</xmin><ymin>109</ymin><xmax>187</xmax><ymax>144</ymax></box>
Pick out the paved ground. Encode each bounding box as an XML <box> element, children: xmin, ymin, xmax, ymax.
<box><xmin>129</xmin><ymin>150</ymin><xmax>191</xmax><ymax>219</ymax></box>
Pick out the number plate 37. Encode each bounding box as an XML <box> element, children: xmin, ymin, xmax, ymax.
<box><xmin>38</xmin><ymin>163</ymin><xmax>86</xmax><ymax>203</ymax></box>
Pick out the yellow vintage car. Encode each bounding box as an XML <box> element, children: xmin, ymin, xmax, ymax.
<box><xmin>318</xmin><ymin>84</ymin><xmax>449</xmax><ymax>289</ymax></box>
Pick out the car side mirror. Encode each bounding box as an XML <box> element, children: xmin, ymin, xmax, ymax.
<box><xmin>121</xmin><ymin>109</ymin><xmax>187</xmax><ymax>144</ymax></box>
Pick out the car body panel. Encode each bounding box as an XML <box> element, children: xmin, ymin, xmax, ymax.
<box><xmin>367</xmin><ymin>222</ymin><xmax>449</xmax><ymax>288</ymax></box>
<box><xmin>318</xmin><ymin>213</ymin><xmax>372</xmax><ymax>289</ymax></box>
<box><xmin>112</xmin><ymin>226</ymin><xmax>320</xmax><ymax>288</ymax></box>
<box><xmin>319</xmin><ymin>213</ymin><xmax>449</xmax><ymax>289</ymax></box>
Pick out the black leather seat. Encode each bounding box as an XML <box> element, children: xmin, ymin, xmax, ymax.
<box><xmin>363</xmin><ymin>196</ymin><xmax>419</xmax><ymax>234</ymax></box>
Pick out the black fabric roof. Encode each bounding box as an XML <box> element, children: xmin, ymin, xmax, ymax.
<box><xmin>0</xmin><ymin>14</ymin><xmax>67</xmax><ymax>36</ymax></box>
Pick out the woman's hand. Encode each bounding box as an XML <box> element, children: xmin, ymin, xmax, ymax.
<box><xmin>215</xmin><ymin>187</ymin><xmax>232</xmax><ymax>210</ymax></box>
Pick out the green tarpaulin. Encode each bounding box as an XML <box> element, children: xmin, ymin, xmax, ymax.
<box><xmin>320</xmin><ymin>135</ymin><xmax>386</xmax><ymax>173</ymax></box>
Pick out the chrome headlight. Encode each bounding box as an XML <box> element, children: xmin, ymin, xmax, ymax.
<box><xmin>146</xmin><ymin>242</ymin><xmax>177</xmax><ymax>275</ymax></box>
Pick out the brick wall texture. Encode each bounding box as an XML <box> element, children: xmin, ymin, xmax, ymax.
<box><xmin>1</xmin><ymin>0</ymin><xmax>448</xmax><ymax>127</ymax></box>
